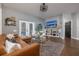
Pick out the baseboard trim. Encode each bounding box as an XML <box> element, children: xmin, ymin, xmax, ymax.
<box><xmin>71</xmin><ymin>37</ymin><xmax>79</xmax><ymax>40</ymax></box>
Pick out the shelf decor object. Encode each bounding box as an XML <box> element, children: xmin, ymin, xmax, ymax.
<box><xmin>5</xmin><ymin>16</ymin><xmax>16</xmax><ymax>26</ymax></box>
<box><xmin>56</xmin><ymin>24</ymin><xmax>62</xmax><ymax>30</ymax></box>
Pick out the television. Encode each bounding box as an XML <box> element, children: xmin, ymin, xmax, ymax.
<box><xmin>45</xmin><ymin>19</ymin><xmax>57</xmax><ymax>28</ymax></box>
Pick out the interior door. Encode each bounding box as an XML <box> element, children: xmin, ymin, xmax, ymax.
<box><xmin>28</xmin><ymin>22</ymin><xmax>35</xmax><ymax>35</ymax></box>
<box><xmin>29</xmin><ymin>23</ymin><xmax>33</xmax><ymax>35</ymax></box>
<box><xmin>65</xmin><ymin>21</ymin><xmax>71</xmax><ymax>38</ymax></box>
<box><xmin>19</xmin><ymin>20</ymin><xmax>35</xmax><ymax>36</ymax></box>
<box><xmin>19</xmin><ymin>21</ymin><xmax>29</xmax><ymax>36</ymax></box>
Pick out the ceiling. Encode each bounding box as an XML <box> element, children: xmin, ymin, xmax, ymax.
<box><xmin>3</xmin><ymin>3</ymin><xmax>79</xmax><ymax>19</ymax></box>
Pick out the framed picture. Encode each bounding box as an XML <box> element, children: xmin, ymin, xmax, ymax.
<box><xmin>5</xmin><ymin>17</ymin><xmax>16</xmax><ymax>26</ymax></box>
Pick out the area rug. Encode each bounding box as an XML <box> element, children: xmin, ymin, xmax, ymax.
<box><xmin>40</xmin><ymin>40</ymin><xmax>64</xmax><ymax>56</ymax></box>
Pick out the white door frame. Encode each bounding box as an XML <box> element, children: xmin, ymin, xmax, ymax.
<box><xmin>19</xmin><ymin>20</ymin><xmax>35</xmax><ymax>36</ymax></box>
<box><xmin>28</xmin><ymin>22</ymin><xmax>35</xmax><ymax>35</ymax></box>
<box><xmin>19</xmin><ymin>20</ymin><xmax>29</xmax><ymax>36</ymax></box>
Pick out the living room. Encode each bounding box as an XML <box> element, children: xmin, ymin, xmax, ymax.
<box><xmin>0</xmin><ymin>3</ymin><xmax>79</xmax><ymax>56</ymax></box>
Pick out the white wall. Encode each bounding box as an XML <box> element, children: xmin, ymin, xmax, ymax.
<box><xmin>57</xmin><ymin>15</ymin><xmax>64</xmax><ymax>39</ymax></box>
<box><xmin>71</xmin><ymin>13</ymin><xmax>77</xmax><ymax>39</ymax></box>
<box><xmin>2</xmin><ymin>6</ymin><xmax>43</xmax><ymax>34</ymax></box>
<box><xmin>76</xmin><ymin>13</ymin><xmax>79</xmax><ymax>40</ymax></box>
<box><xmin>0</xmin><ymin>4</ymin><xmax>2</xmax><ymax>34</ymax></box>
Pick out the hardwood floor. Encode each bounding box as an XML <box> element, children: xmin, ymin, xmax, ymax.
<box><xmin>33</xmin><ymin>37</ymin><xmax>79</xmax><ymax>56</ymax></box>
<box><xmin>61</xmin><ymin>38</ymin><xmax>79</xmax><ymax>56</ymax></box>
<box><xmin>40</xmin><ymin>37</ymin><xmax>79</xmax><ymax>56</ymax></box>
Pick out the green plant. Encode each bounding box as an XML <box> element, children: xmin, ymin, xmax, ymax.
<box><xmin>35</xmin><ymin>24</ymin><xmax>42</xmax><ymax>33</ymax></box>
<box><xmin>35</xmin><ymin>24</ymin><xmax>43</xmax><ymax>40</ymax></box>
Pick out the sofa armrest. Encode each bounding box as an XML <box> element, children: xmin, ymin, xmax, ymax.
<box><xmin>0</xmin><ymin>45</ymin><xmax>6</xmax><ymax>55</ymax></box>
<box><xmin>3</xmin><ymin>43</ymin><xmax>40</xmax><ymax>56</ymax></box>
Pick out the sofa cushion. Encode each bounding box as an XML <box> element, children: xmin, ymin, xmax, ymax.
<box><xmin>5</xmin><ymin>40</ymin><xmax>22</xmax><ymax>53</ymax></box>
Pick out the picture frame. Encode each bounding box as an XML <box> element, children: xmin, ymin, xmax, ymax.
<box><xmin>5</xmin><ymin>17</ymin><xmax>16</xmax><ymax>26</ymax></box>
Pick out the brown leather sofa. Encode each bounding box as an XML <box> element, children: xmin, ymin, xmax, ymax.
<box><xmin>0</xmin><ymin>34</ymin><xmax>40</xmax><ymax>56</ymax></box>
<box><xmin>20</xmin><ymin>36</ymin><xmax>32</xmax><ymax>44</ymax></box>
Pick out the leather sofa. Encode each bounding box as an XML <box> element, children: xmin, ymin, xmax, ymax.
<box><xmin>0</xmin><ymin>34</ymin><xmax>40</xmax><ymax>56</ymax></box>
<box><xmin>19</xmin><ymin>36</ymin><xmax>32</xmax><ymax>44</ymax></box>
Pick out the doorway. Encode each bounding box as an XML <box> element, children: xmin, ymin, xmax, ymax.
<box><xmin>65</xmin><ymin>21</ymin><xmax>71</xmax><ymax>38</ymax></box>
<box><xmin>19</xmin><ymin>20</ymin><xmax>35</xmax><ymax>36</ymax></box>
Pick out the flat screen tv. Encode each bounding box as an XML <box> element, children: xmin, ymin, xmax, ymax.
<box><xmin>45</xmin><ymin>19</ymin><xmax>57</xmax><ymax>28</ymax></box>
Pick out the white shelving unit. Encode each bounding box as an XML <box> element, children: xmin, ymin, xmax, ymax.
<box><xmin>45</xmin><ymin>28</ymin><xmax>60</xmax><ymax>37</ymax></box>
